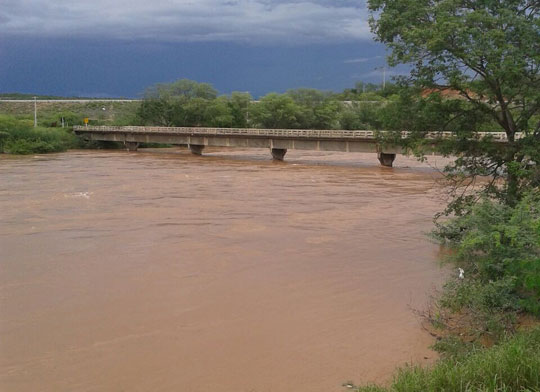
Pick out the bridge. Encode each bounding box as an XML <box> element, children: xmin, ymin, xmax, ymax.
<box><xmin>73</xmin><ymin>125</ymin><xmax>515</xmax><ymax>167</ymax></box>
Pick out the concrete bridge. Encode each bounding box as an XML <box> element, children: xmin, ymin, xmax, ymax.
<box><xmin>74</xmin><ymin>125</ymin><xmax>515</xmax><ymax>167</ymax></box>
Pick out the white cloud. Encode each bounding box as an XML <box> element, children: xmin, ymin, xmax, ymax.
<box><xmin>344</xmin><ymin>55</ymin><xmax>381</xmax><ymax>64</ymax></box>
<box><xmin>0</xmin><ymin>0</ymin><xmax>372</xmax><ymax>44</ymax></box>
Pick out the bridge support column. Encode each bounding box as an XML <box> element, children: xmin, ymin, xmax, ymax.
<box><xmin>124</xmin><ymin>142</ymin><xmax>139</xmax><ymax>151</ymax></box>
<box><xmin>271</xmin><ymin>148</ymin><xmax>287</xmax><ymax>161</ymax></box>
<box><xmin>378</xmin><ymin>152</ymin><xmax>396</xmax><ymax>167</ymax></box>
<box><xmin>189</xmin><ymin>144</ymin><xmax>205</xmax><ymax>155</ymax></box>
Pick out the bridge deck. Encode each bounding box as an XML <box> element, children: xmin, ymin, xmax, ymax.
<box><xmin>73</xmin><ymin>126</ymin><xmax>516</xmax><ymax>167</ymax></box>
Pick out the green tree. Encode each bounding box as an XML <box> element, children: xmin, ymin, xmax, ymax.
<box><xmin>137</xmin><ymin>79</ymin><xmax>218</xmax><ymax>126</ymax></box>
<box><xmin>339</xmin><ymin>102</ymin><xmax>384</xmax><ymax>130</ymax></box>
<box><xmin>355</xmin><ymin>82</ymin><xmax>381</xmax><ymax>94</ymax></box>
<box><xmin>205</xmin><ymin>96</ymin><xmax>235</xmax><ymax>128</ymax></box>
<box><xmin>285</xmin><ymin>88</ymin><xmax>341</xmax><ymax>129</ymax></box>
<box><xmin>369</xmin><ymin>0</ymin><xmax>540</xmax><ymax>208</ymax></box>
<box><xmin>228</xmin><ymin>92</ymin><xmax>252</xmax><ymax>128</ymax></box>
<box><xmin>250</xmin><ymin>93</ymin><xmax>302</xmax><ymax>129</ymax></box>
<box><xmin>286</xmin><ymin>88</ymin><xmax>330</xmax><ymax>107</ymax></box>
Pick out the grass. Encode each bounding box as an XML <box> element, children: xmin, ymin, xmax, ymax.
<box><xmin>353</xmin><ymin>327</ymin><xmax>540</xmax><ymax>392</ymax></box>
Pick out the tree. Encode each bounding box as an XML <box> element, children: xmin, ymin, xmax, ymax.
<box><xmin>249</xmin><ymin>93</ymin><xmax>302</xmax><ymax>129</ymax></box>
<box><xmin>369</xmin><ymin>0</ymin><xmax>539</xmax><ymax>209</ymax></box>
<box><xmin>285</xmin><ymin>88</ymin><xmax>341</xmax><ymax>129</ymax></box>
<box><xmin>137</xmin><ymin>79</ymin><xmax>218</xmax><ymax>126</ymax></box>
<box><xmin>205</xmin><ymin>96</ymin><xmax>235</xmax><ymax>128</ymax></box>
<box><xmin>228</xmin><ymin>92</ymin><xmax>252</xmax><ymax>128</ymax></box>
<box><xmin>339</xmin><ymin>101</ymin><xmax>384</xmax><ymax>130</ymax></box>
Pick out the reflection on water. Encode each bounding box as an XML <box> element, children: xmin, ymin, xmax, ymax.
<box><xmin>0</xmin><ymin>148</ymin><xmax>447</xmax><ymax>392</ymax></box>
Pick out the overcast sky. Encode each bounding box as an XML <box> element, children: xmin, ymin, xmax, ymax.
<box><xmin>0</xmin><ymin>0</ymin><xmax>393</xmax><ymax>97</ymax></box>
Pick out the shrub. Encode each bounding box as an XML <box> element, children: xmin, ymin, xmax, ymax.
<box><xmin>433</xmin><ymin>194</ymin><xmax>540</xmax><ymax>319</ymax></box>
<box><xmin>0</xmin><ymin>115</ymin><xmax>78</xmax><ymax>154</ymax></box>
<box><xmin>4</xmin><ymin>139</ymin><xmax>59</xmax><ymax>154</ymax></box>
<box><xmin>438</xmin><ymin>278</ymin><xmax>520</xmax><ymax>340</ymax></box>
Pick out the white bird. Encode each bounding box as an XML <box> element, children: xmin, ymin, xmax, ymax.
<box><xmin>458</xmin><ymin>268</ymin><xmax>465</xmax><ymax>279</ymax></box>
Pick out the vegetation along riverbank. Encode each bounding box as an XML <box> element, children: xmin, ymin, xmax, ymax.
<box><xmin>347</xmin><ymin>0</ymin><xmax>540</xmax><ymax>390</ymax></box>
<box><xmin>0</xmin><ymin>115</ymin><xmax>77</xmax><ymax>154</ymax></box>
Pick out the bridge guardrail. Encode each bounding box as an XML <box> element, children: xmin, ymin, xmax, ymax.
<box><xmin>73</xmin><ymin>126</ymin><xmax>519</xmax><ymax>141</ymax></box>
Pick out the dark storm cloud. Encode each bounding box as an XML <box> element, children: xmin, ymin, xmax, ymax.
<box><xmin>0</xmin><ymin>0</ymin><xmax>372</xmax><ymax>43</ymax></box>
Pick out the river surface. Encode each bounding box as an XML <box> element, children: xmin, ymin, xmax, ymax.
<box><xmin>0</xmin><ymin>148</ymin><xmax>447</xmax><ymax>392</ymax></box>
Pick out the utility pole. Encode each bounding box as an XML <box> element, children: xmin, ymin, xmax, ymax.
<box><xmin>33</xmin><ymin>96</ymin><xmax>37</xmax><ymax>127</ymax></box>
<box><xmin>243</xmin><ymin>91</ymin><xmax>250</xmax><ymax>127</ymax></box>
<box><xmin>375</xmin><ymin>66</ymin><xmax>387</xmax><ymax>90</ymax></box>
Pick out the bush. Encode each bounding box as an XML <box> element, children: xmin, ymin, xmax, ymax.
<box><xmin>438</xmin><ymin>278</ymin><xmax>520</xmax><ymax>340</ymax></box>
<box><xmin>0</xmin><ymin>114</ymin><xmax>78</xmax><ymax>154</ymax></box>
<box><xmin>4</xmin><ymin>139</ymin><xmax>60</xmax><ymax>154</ymax></box>
<box><xmin>354</xmin><ymin>327</ymin><xmax>540</xmax><ymax>392</ymax></box>
<box><xmin>433</xmin><ymin>194</ymin><xmax>540</xmax><ymax>319</ymax></box>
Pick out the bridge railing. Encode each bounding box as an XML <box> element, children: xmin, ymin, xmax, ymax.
<box><xmin>74</xmin><ymin>126</ymin><xmax>378</xmax><ymax>139</ymax></box>
<box><xmin>74</xmin><ymin>126</ymin><xmax>518</xmax><ymax>141</ymax></box>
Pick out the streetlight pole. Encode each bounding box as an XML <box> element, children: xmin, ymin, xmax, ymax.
<box><xmin>33</xmin><ymin>96</ymin><xmax>37</xmax><ymax>127</ymax></box>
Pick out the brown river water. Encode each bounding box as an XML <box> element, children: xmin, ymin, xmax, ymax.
<box><xmin>1</xmin><ymin>148</ymin><xmax>448</xmax><ymax>392</ymax></box>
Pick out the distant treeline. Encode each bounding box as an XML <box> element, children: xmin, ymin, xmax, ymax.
<box><xmin>135</xmin><ymin>79</ymin><xmax>505</xmax><ymax>132</ymax></box>
<box><xmin>1</xmin><ymin>78</ymin><xmax>520</xmax><ymax>155</ymax></box>
<box><xmin>136</xmin><ymin>79</ymin><xmax>402</xmax><ymax>130</ymax></box>
<box><xmin>1</xmin><ymin>80</ymin><xmax>400</xmax><ymax>130</ymax></box>
<box><xmin>3</xmin><ymin>80</ymin><xmax>535</xmax><ymax>134</ymax></box>
<box><xmin>2</xmin><ymin>80</ymin><xmax>518</xmax><ymax>133</ymax></box>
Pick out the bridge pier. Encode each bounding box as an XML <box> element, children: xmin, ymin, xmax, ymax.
<box><xmin>271</xmin><ymin>148</ymin><xmax>287</xmax><ymax>161</ymax></box>
<box><xmin>124</xmin><ymin>142</ymin><xmax>139</xmax><ymax>151</ymax></box>
<box><xmin>378</xmin><ymin>152</ymin><xmax>396</xmax><ymax>167</ymax></box>
<box><xmin>189</xmin><ymin>144</ymin><xmax>205</xmax><ymax>155</ymax></box>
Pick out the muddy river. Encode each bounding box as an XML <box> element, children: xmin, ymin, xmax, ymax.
<box><xmin>1</xmin><ymin>148</ymin><xmax>447</xmax><ymax>391</ymax></box>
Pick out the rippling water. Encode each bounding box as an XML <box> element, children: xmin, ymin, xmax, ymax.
<box><xmin>0</xmin><ymin>148</ymin><xmax>447</xmax><ymax>391</ymax></box>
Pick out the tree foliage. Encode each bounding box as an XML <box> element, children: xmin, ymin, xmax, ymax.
<box><xmin>369</xmin><ymin>0</ymin><xmax>540</xmax><ymax>207</ymax></box>
<box><xmin>435</xmin><ymin>193</ymin><xmax>540</xmax><ymax>327</ymax></box>
<box><xmin>136</xmin><ymin>79</ymin><xmax>393</xmax><ymax>131</ymax></box>
<box><xmin>137</xmin><ymin>79</ymin><xmax>250</xmax><ymax>128</ymax></box>
<box><xmin>249</xmin><ymin>93</ymin><xmax>301</xmax><ymax>129</ymax></box>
